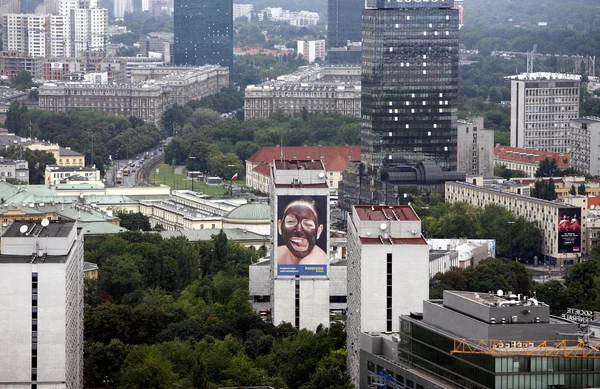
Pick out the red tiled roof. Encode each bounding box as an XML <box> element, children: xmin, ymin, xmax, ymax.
<box><xmin>247</xmin><ymin>146</ymin><xmax>360</xmax><ymax>172</ymax></box>
<box><xmin>354</xmin><ymin>205</ymin><xmax>419</xmax><ymax>221</ymax></box>
<box><xmin>252</xmin><ymin>163</ymin><xmax>271</xmax><ymax>176</ymax></box>
<box><xmin>494</xmin><ymin>146</ymin><xmax>570</xmax><ymax>167</ymax></box>
<box><xmin>359</xmin><ymin>237</ymin><xmax>427</xmax><ymax>245</ymax></box>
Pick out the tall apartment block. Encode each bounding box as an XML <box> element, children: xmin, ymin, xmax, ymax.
<box><xmin>0</xmin><ymin>220</ymin><xmax>84</xmax><ymax>389</ymax></box>
<box><xmin>361</xmin><ymin>0</ymin><xmax>459</xmax><ymax>171</ymax></box>
<box><xmin>297</xmin><ymin>40</ymin><xmax>325</xmax><ymax>63</ymax></box>
<box><xmin>346</xmin><ymin>205</ymin><xmax>429</xmax><ymax>387</ymax></box>
<box><xmin>326</xmin><ymin>0</ymin><xmax>363</xmax><ymax>64</ymax></box>
<box><xmin>570</xmin><ymin>117</ymin><xmax>600</xmax><ymax>176</ymax></box>
<box><xmin>457</xmin><ymin>116</ymin><xmax>494</xmax><ymax>176</ymax></box>
<box><xmin>2</xmin><ymin>14</ymin><xmax>69</xmax><ymax>57</ymax></box>
<box><xmin>510</xmin><ymin>75</ymin><xmax>580</xmax><ymax>154</ymax></box>
<box><xmin>174</xmin><ymin>0</ymin><xmax>233</xmax><ymax>72</ymax></box>
<box><xmin>270</xmin><ymin>159</ymin><xmax>330</xmax><ymax>331</ymax></box>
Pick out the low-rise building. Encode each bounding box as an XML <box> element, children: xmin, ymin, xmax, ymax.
<box><xmin>0</xmin><ymin>132</ymin><xmax>85</xmax><ymax>167</ymax></box>
<box><xmin>45</xmin><ymin>165</ymin><xmax>101</xmax><ymax>186</ymax></box>
<box><xmin>429</xmin><ymin>250</ymin><xmax>459</xmax><ymax>278</ymax></box>
<box><xmin>245</xmin><ymin>145</ymin><xmax>360</xmax><ymax>194</ymax></box>
<box><xmin>359</xmin><ymin>290</ymin><xmax>597</xmax><ymax>389</ymax></box>
<box><xmin>244</xmin><ymin>64</ymin><xmax>361</xmax><ymax>120</ymax></box>
<box><xmin>494</xmin><ymin>145</ymin><xmax>570</xmax><ymax>177</ymax></box>
<box><xmin>0</xmin><ymin>158</ymin><xmax>29</xmax><ymax>183</ymax></box>
<box><xmin>446</xmin><ymin>181</ymin><xmax>584</xmax><ymax>265</ymax></box>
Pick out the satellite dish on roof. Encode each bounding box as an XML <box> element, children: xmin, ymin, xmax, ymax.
<box><xmin>318</xmin><ymin>172</ymin><xmax>325</xmax><ymax>178</ymax></box>
<box><xmin>380</xmin><ymin>223</ymin><xmax>387</xmax><ymax>231</ymax></box>
<box><xmin>19</xmin><ymin>225</ymin><xmax>28</xmax><ymax>234</ymax></box>
<box><xmin>592</xmin><ymin>205</ymin><xmax>595</xmax><ymax>209</ymax></box>
<box><xmin>497</xmin><ymin>289</ymin><xmax>504</xmax><ymax>297</ymax></box>
<box><xmin>41</xmin><ymin>219</ymin><xmax>49</xmax><ymax>227</ymax></box>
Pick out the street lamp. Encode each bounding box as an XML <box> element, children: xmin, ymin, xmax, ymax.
<box><xmin>507</xmin><ymin>221</ymin><xmax>516</xmax><ymax>260</ymax></box>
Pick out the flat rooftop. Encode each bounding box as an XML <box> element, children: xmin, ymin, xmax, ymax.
<box><xmin>354</xmin><ymin>205</ymin><xmax>419</xmax><ymax>222</ymax></box>
<box><xmin>448</xmin><ymin>290</ymin><xmax>548</xmax><ymax>307</ymax></box>
<box><xmin>274</xmin><ymin>159</ymin><xmax>325</xmax><ymax>171</ymax></box>
<box><xmin>3</xmin><ymin>220</ymin><xmax>75</xmax><ymax>238</ymax></box>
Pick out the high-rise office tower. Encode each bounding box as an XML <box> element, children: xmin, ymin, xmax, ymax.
<box><xmin>0</xmin><ymin>220</ymin><xmax>84</xmax><ymax>389</ymax></box>
<box><xmin>173</xmin><ymin>0</ymin><xmax>233</xmax><ymax>72</ymax></box>
<box><xmin>327</xmin><ymin>0</ymin><xmax>363</xmax><ymax>64</ymax></box>
<box><xmin>339</xmin><ymin>0</ymin><xmax>461</xmax><ymax>208</ymax></box>
<box><xmin>361</xmin><ymin>0</ymin><xmax>459</xmax><ymax>170</ymax></box>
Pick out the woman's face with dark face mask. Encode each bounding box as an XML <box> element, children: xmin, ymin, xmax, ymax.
<box><xmin>280</xmin><ymin>202</ymin><xmax>320</xmax><ymax>259</ymax></box>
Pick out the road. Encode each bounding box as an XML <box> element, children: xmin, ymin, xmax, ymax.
<box><xmin>106</xmin><ymin>147</ymin><xmax>165</xmax><ymax>187</ymax></box>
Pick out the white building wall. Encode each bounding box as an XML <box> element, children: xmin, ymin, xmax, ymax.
<box><xmin>273</xmin><ymin>279</ymin><xmax>296</xmax><ymax>326</ymax></box>
<box><xmin>298</xmin><ymin>279</ymin><xmax>330</xmax><ymax>330</ymax></box>
<box><xmin>0</xmin><ymin>265</ymin><xmax>33</xmax><ymax>384</ymax></box>
<box><xmin>38</xmin><ymin>264</ymin><xmax>68</xmax><ymax>384</ymax></box>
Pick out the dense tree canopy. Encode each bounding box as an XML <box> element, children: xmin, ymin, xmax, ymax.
<box><xmin>430</xmin><ymin>258</ymin><xmax>534</xmax><ymax>299</ymax></box>
<box><xmin>4</xmin><ymin>105</ymin><xmax>163</xmax><ymax>172</ymax></box>
<box><xmin>84</xmin><ymin>231</ymin><xmax>350</xmax><ymax>389</ymax></box>
<box><xmin>415</xmin><ymin>201</ymin><xmax>543</xmax><ymax>261</ymax></box>
<box><xmin>163</xmin><ymin>108</ymin><xmax>360</xmax><ymax>179</ymax></box>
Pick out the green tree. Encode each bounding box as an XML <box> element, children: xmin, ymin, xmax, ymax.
<box><xmin>84</xmin><ymin>339</ymin><xmax>130</xmax><ymax>387</ymax></box>
<box><xmin>577</xmin><ymin>183</ymin><xmax>586</xmax><ymax>195</ymax></box>
<box><xmin>10</xmin><ymin>71</ymin><xmax>35</xmax><ymax>90</ymax></box>
<box><xmin>301</xmin><ymin>349</ymin><xmax>353</xmax><ymax>389</ymax></box>
<box><xmin>534</xmin><ymin>280</ymin><xmax>570</xmax><ymax>315</ymax></box>
<box><xmin>99</xmin><ymin>255</ymin><xmax>144</xmax><ymax>302</ymax></box>
<box><xmin>531</xmin><ymin>179</ymin><xmax>557</xmax><ymax>201</ymax></box>
<box><xmin>117</xmin><ymin>211</ymin><xmax>152</xmax><ymax>231</ymax></box>
<box><xmin>5</xmin><ymin>101</ymin><xmax>28</xmax><ymax>133</ymax></box>
<box><xmin>119</xmin><ymin>346</ymin><xmax>179</xmax><ymax>389</ymax></box>
<box><xmin>494</xmin><ymin>164</ymin><xmax>525</xmax><ymax>180</ymax></box>
<box><xmin>207</xmin><ymin>151</ymin><xmax>243</xmax><ymax>179</ymax></box>
<box><xmin>569</xmin><ymin>184</ymin><xmax>577</xmax><ymax>195</ymax></box>
<box><xmin>535</xmin><ymin>157</ymin><xmax>559</xmax><ymax>177</ymax></box>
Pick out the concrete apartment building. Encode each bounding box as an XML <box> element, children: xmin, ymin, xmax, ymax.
<box><xmin>0</xmin><ymin>158</ymin><xmax>29</xmax><ymax>183</ymax></box>
<box><xmin>245</xmin><ymin>145</ymin><xmax>361</xmax><ymax>194</ymax></box>
<box><xmin>297</xmin><ymin>40</ymin><xmax>326</xmax><ymax>63</ymax></box>
<box><xmin>456</xmin><ymin>117</ymin><xmax>494</xmax><ymax>176</ymax></box>
<box><xmin>510</xmin><ymin>73</ymin><xmax>580</xmax><ymax>154</ymax></box>
<box><xmin>445</xmin><ymin>181</ymin><xmax>583</xmax><ymax>265</ymax></box>
<box><xmin>244</xmin><ymin>64</ymin><xmax>361</xmax><ymax>120</ymax></box>
<box><xmin>233</xmin><ymin>3</ymin><xmax>253</xmax><ymax>20</ymax></box>
<box><xmin>494</xmin><ymin>145</ymin><xmax>570</xmax><ymax>178</ymax></box>
<box><xmin>38</xmin><ymin>65</ymin><xmax>228</xmax><ymax>122</ymax></box>
<box><xmin>1</xmin><ymin>14</ymin><xmax>69</xmax><ymax>58</ymax></box>
<box><xmin>570</xmin><ymin>117</ymin><xmax>600</xmax><ymax>176</ymax></box>
<box><xmin>360</xmin><ymin>291</ymin><xmax>598</xmax><ymax>389</ymax></box>
<box><xmin>0</xmin><ymin>220</ymin><xmax>84</xmax><ymax>389</ymax></box>
<box><xmin>346</xmin><ymin>205</ymin><xmax>429</xmax><ymax>388</ymax></box>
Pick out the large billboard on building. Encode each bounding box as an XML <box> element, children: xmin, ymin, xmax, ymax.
<box><xmin>276</xmin><ymin>195</ymin><xmax>327</xmax><ymax>276</ymax></box>
<box><xmin>50</xmin><ymin>62</ymin><xmax>63</xmax><ymax>70</ymax></box>
<box><xmin>558</xmin><ymin>208</ymin><xmax>581</xmax><ymax>253</ymax></box>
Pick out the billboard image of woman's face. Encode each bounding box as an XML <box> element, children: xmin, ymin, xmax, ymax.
<box><xmin>276</xmin><ymin>196</ymin><xmax>328</xmax><ymax>276</ymax></box>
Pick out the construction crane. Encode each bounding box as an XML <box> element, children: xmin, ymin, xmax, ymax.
<box><xmin>369</xmin><ymin>370</ymin><xmax>410</xmax><ymax>389</ymax></box>
<box><xmin>451</xmin><ymin>338</ymin><xmax>600</xmax><ymax>358</ymax></box>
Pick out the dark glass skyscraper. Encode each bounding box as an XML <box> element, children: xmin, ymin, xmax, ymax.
<box><xmin>327</xmin><ymin>0</ymin><xmax>363</xmax><ymax>48</ymax></box>
<box><xmin>361</xmin><ymin>0</ymin><xmax>459</xmax><ymax>170</ymax></box>
<box><xmin>327</xmin><ymin>0</ymin><xmax>363</xmax><ymax>64</ymax></box>
<box><xmin>174</xmin><ymin>0</ymin><xmax>233</xmax><ymax>72</ymax></box>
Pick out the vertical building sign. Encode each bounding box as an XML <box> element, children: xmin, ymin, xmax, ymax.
<box><xmin>558</xmin><ymin>208</ymin><xmax>581</xmax><ymax>253</ymax></box>
<box><xmin>276</xmin><ymin>195</ymin><xmax>328</xmax><ymax>276</ymax></box>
